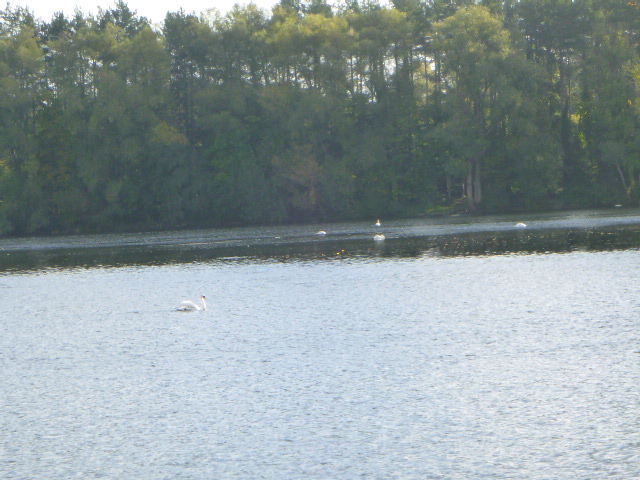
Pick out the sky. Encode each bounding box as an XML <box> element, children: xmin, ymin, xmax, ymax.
<box><xmin>14</xmin><ymin>0</ymin><xmax>279</xmax><ymax>24</ymax></box>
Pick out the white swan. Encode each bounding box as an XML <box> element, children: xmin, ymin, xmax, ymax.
<box><xmin>373</xmin><ymin>234</ymin><xmax>385</xmax><ymax>241</ymax></box>
<box><xmin>515</xmin><ymin>222</ymin><xmax>527</xmax><ymax>229</ymax></box>
<box><xmin>176</xmin><ymin>295</ymin><xmax>207</xmax><ymax>312</ymax></box>
<box><xmin>317</xmin><ymin>230</ymin><xmax>327</xmax><ymax>235</ymax></box>
<box><xmin>375</xmin><ymin>219</ymin><xmax>381</xmax><ymax>227</ymax></box>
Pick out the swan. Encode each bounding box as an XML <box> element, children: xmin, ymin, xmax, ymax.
<box><xmin>375</xmin><ymin>219</ymin><xmax>381</xmax><ymax>227</ymax></box>
<box><xmin>176</xmin><ymin>295</ymin><xmax>207</xmax><ymax>312</ymax></box>
<box><xmin>317</xmin><ymin>230</ymin><xmax>327</xmax><ymax>235</ymax></box>
<box><xmin>515</xmin><ymin>222</ymin><xmax>527</xmax><ymax>229</ymax></box>
<box><xmin>373</xmin><ymin>234</ymin><xmax>385</xmax><ymax>241</ymax></box>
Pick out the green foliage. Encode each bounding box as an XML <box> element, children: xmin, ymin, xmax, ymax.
<box><xmin>0</xmin><ymin>0</ymin><xmax>637</xmax><ymax>236</ymax></box>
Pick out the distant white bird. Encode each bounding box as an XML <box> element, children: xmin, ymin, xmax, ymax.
<box><xmin>515</xmin><ymin>222</ymin><xmax>527</xmax><ymax>229</ymax></box>
<box><xmin>375</xmin><ymin>219</ymin><xmax>381</xmax><ymax>227</ymax></box>
<box><xmin>176</xmin><ymin>295</ymin><xmax>207</xmax><ymax>312</ymax></box>
<box><xmin>317</xmin><ymin>230</ymin><xmax>327</xmax><ymax>235</ymax></box>
<box><xmin>373</xmin><ymin>234</ymin><xmax>385</xmax><ymax>241</ymax></box>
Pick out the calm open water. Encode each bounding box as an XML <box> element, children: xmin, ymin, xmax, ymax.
<box><xmin>1</xmin><ymin>210</ymin><xmax>640</xmax><ymax>479</ymax></box>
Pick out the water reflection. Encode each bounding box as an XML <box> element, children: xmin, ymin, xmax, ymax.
<box><xmin>2</xmin><ymin>209</ymin><xmax>640</xmax><ymax>272</ymax></box>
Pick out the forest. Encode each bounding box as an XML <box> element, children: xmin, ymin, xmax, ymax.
<box><xmin>0</xmin><ymin>0</ymin><xmax>638</xmax><ymax>235</ymax></box>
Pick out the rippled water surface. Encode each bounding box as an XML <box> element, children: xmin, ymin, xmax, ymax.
<box><xmin>1</xmin><ymin>210</ymin><xmax>640</xmax><ymax>479</ymax></box>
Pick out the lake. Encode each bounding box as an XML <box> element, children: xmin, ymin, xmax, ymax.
<box><xmin>1</xmin><ymin>209</ymin><xmax>639</xmax><ymax>479</ymax></box>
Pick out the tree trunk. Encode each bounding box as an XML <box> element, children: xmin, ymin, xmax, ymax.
<box><xmin>465</xmin><ymin>157</ymin><xmax>482</xmax><ymax>210</ymax></box>
<box><xmin>615</xmin><ymin>158</ymin><xmax>628</xmax><ymax>194</ymax></box>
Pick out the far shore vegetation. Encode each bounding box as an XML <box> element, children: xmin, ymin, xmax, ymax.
<box><xmin>0</xmin><ymin>0</ymin><xmax>639</xmax><ymax>236</ymax></box>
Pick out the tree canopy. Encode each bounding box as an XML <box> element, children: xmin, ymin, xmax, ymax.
<box><xmin>0</xmin><ymin>0</ymin><xmax>638</xmax><ymax>235</ymax></box>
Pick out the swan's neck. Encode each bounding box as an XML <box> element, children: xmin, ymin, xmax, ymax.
<box><xmin>201</xmin><ymin>297</ymin><xmax>207</xmax><ymax>311</ymax></box>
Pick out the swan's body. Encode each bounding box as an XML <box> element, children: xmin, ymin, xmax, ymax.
<box><xmin>317</xmin><ymin>230</ymin><xmax>327</xmax><ymax>235</ymax></box>
<box><xmin>515</xmin><ymin>222</ymin><xmax>527</xmax><ymax>229</ymax></box>
<box><xmin>375</xmin><ymin>219</ymin><xmax>381</xmax><ymax>227</ymax></box>
<box><xmin>373</xmin><ymin>234</ymin><xmax>385</xmax><ymax>241</ymax></box>
<box><xmin>176</xmin><ymin>295</ymin><xmax>207</xmax><ymax>312</ymax></box>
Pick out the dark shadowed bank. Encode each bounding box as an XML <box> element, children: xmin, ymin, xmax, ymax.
<box><xmin>2</xmin><ymin>208</ymin><xmax>640</xmax><ymax>272</ymax></box>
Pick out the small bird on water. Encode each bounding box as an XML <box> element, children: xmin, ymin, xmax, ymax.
<box><xmin>176</xmin><ymin>295</ymin><xmax>207</xmax><ymax>312</ymax></box>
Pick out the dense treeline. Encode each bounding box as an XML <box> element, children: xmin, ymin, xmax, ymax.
<box><xmin>0</xmin><ymin>0</ymin><xmax>638</xmax><ymax>235</ymax></box>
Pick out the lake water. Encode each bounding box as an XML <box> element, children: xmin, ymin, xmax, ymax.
<box><xmin>1</xmin><ymin>209</ymin><xmax>639</xmax><ymax>479</ymax></box>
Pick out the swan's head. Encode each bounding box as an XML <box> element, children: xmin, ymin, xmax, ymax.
<box><xmin>200</xmin><ymin>295</ymin><xmax>207</xmax><ymax>311</ymax></box>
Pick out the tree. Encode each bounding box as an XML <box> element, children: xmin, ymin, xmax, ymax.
<box><xmin>0</xmin><ymin>15</ymin><xmax>44</xmax><ymax>233</ymax></box>
<box><xmin>435</xmin><ymin>5</ymin><xmax>561</xmax><ymax>211</ymax></box>
<box><xmin>433</xmin><ymin>6</ymin><xmax>510</xmax><ymax>210</ymax></box>
<box><xmin>163</xmin><ymin>10</ymin><xmax>216</xmax><ymax>138</ymax></box>
<box><xmin>578</xmin><ymin>1</ymin><xmax>640</xmax><ymax>203</ymax></box>
<box><xmin>96</xmin><ymin>0</ymin><xmax>149</xmax><ymax>37</ymax></box>
<box><xmin>214</xmin><ymin>4</ymin><xmax>270</xmax><ymax>87</ymax></box>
